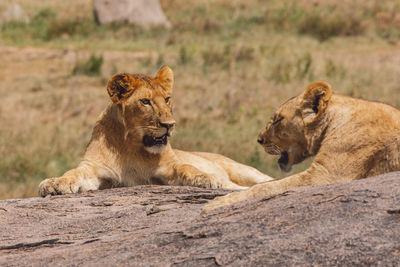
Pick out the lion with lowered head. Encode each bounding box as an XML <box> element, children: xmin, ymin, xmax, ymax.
<box><xmin>203</xmin><ymin>81</ymin><xmax>400</xmax><ymax>213</ymax></box>
<box><xmin>39</xmin><ymin>66</ymin><xmax>272</xmax><ymax>197</ymax></box>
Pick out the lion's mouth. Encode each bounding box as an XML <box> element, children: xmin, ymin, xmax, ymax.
<box><xmin>278</xmin><ymin>151</ymin><xmax>291</xmax><ymax>172</ymax></box>
<box><xmin>142</xmin><ymin>134</ymin><xmax>168</xmax><ymax>147</ymax></box>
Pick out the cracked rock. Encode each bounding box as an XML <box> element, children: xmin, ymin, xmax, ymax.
<box><xmin>0</xmin><ymin>173</ymin><xmax>399</xmax><ymax>265</ymax></box>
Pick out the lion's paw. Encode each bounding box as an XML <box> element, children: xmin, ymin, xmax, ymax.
<box><xmin>201</xmin><ymin>191</ymin><xmax>248</xmax><ymax>214</ymax></box>
<box><xmin>38</xmin><ymin>177</ymin><xmax>81</xmax><ymax>197</ymax></box>
<box><xmin>191</xmin><ymin>173</ymin><xmax>222</xmax><ymax>189</ymax></box>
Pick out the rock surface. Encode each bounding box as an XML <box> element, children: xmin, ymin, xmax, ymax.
<box><xmin>0</xmin><ymin>172</ymin><xmax>399</xmax><ymax>266</ymax></box>
<box><xmin>93</xmin><ymin>0</ymin><xmax>171</xmax><ymax>28</ymax></box>
<box><xmin>0</xmin><ymin>4</ymin><xmax>29</xmax><ymax>24</ymax></box>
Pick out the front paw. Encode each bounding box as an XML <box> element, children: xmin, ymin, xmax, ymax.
<box><xmin>173</xmin><ymin>164</ymin><xmax>223</xmax><ymax>189</ymax></box>
<box><xmin>201</xmin><ymin>191</ymin><xmax>247</xmax><ymax>214</ymax></box>
<box><xmin>190</xmin><ymin>173</ymin><xmax>222</xmax><ymax>189</ymax></box>
<box><xmin>38</xmin><ymin>177</ymin><xmax>80</xmax><ymax>197</ymax></box>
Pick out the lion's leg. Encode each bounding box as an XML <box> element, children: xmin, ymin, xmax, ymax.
<box><xmin>165</xmin><ymin>164</ymin><xmax>221</xmax><ymax>188</ymax></box>
<box><xmin>189</xmin><ymin>152</ymin><xmax>273</xmax><ymax>187</ymax></box>
<box><xmin>38</xmin><ymin>166</ymin><xmax>103</xmax><ymax>197</ymax></box>
<box><xmin>202</xmin><ymin>166</ymin><xmax>333</xmax><ymax>213</ymax></box>
<box><xmin>217</xmin><ymin>161</ymin><xmax>274</xmax><ymax>186</ymax></box>
<box><xmin>162</xmin><ymin>164</ymin><xmax>246</xmax><ymax>189</ymax></box>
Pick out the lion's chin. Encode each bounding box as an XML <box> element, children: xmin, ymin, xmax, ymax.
<box><xmin>144</xmin><ymin>144</ymin><xmax>167</xmax><ymax>154</ymax></box>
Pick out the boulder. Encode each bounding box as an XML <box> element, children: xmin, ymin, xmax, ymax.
<box><xmin>0</xmin><ymin>4</ymin><xmax>29</xmax><ymax>24</ymax></box>
<box><xmin>0</xmin><ymin>172</ymin><xmax>399</xmax><ymax>265</ymax></box>
<box><xmin>93</xmin><ymin>0</ymin><xmax>171</xmax><ymax>29</ymax></box>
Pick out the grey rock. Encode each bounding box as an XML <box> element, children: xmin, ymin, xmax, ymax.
<box><xmin>0</xmin><ymin>4</ymin><xmax>29</xmax><ymax>24</ymax></box>
<box><xmin>0</xmin><ymin>172</ymin><xmax>399</xmax><ymax>266</ymax></box>
<box><xmin>93</xmin><ymin>0</ymin><xmax>171</xmax><ymax>28</ymax></box>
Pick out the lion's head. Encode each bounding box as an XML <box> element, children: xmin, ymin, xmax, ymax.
<box><xmin>257</xmin><ymin>81</ymin><xmax>332</xmax><ymax>172</ymax></box>
<box><xmin>107</xmin><ymin>66</ymin><xmax>175</xmax><ymax>154</ymax></box>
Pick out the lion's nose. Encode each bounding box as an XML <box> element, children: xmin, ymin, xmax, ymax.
<box><xmin>257</xmin><ymin>137</ymin><xmax>264</xmax><ymax>144</ymax></box>
<box><xmin>160</xmin><ymin>121</ymin><xmax>176</xmax><ymax>129</ymax></box>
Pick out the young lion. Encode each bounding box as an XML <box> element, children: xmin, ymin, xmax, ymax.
<box><xmin>203</xmin><ymin>81</ymin><xmax>400</xmax><ymax>213</ymax></box>
<box><xmin>39</xmin><ymin>66</ymin><xmax>272</xmax><ymax>196</ymax></box>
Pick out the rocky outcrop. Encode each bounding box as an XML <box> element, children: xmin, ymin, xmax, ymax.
<box><xmin>93</xmin><ymin>0</ymin><xmax>171</xmax><ymax>28</ymax></box>
<box><xmin>0</xmin><ymin>4</ymin><xmax>29</xmax><ymax>24</ymax></box>
<box><xmin>0</xmin><ymin>172</ymin><xmax>399</xmax><ymax>266</ymax></box>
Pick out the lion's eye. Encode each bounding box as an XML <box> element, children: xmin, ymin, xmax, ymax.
<box><xmin>273</xmin><ymin>116</ymin><xmax>283</xmax><ymax>125</ymax></box>
<box><xmin>140</xmin><ymin>99</ymin><xmax>151</xmax><ymax>105</ymax></box>
<box><xmin>165</xmin><ymin>97</ymin><xmax>171</xmax><ymax>104</ymax></box>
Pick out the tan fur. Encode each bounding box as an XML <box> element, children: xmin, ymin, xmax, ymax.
<box><xmin>203</xmin><ymin>81</ymin><xmax>400</xmax><ymax>213</ymax></box>
<box><xmin>38</xmin><ymin>66</ymin><xmax>272</xmax><ymax>197</ymax></box>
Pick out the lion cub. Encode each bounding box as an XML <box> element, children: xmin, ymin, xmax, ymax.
<box><xmin>203</xmin><ymin>81</ymin><xmax>400</xmax><ymax>212</ymax></box>
<box><xmin>39</xmin><ymin>66</ymin><xmax>272</xmax><ymax>196</ymax></box>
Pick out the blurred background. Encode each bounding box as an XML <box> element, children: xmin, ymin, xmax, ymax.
<box><xmin>1</xmin><ymin>0</ymin><xmax>400</xmax><ymax>199</ymax></box>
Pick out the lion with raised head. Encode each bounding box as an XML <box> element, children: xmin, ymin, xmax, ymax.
<box><xmin>203</xmin><ymin>81</ymin><xmax>400</xmax><ymax>213</ymax></box>
<box><xmin>39</xmin><ymin>66</ymin><xmax>272</xmax><ymax>196</ymax></box>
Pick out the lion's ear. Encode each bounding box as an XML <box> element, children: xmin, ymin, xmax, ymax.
<box><xmin>156</xmin><ymin>66</ymin><xmax>174</xmax><ymax>93</ymax></box>
<box><xmin>300</xmin><ymin>81</ymin><xmax>332</xmax><ymax>124</ymax></box>
<box><xmin>107</xmin><ymin>74</ymin><xmax>136</xmax><ymax>104</ymax></box>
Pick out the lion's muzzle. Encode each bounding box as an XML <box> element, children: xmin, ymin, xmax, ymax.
<box><xmin>263</xmin><ymin>144</ymin><xmax>281</xmax><ymax>155</ymax></box>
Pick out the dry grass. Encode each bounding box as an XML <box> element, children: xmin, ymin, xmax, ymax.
<box><xmin>1</xmin><ymin>0</ymin><xmax>400</xmax><ymax>199</ymax></box>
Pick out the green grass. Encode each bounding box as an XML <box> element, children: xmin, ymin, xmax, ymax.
<box><xmin>72</xmin><ymin>54</ymin><xmax>104</xmax><ymax>76</ymax></box>
<box><xmin>1</xmin><ymin>1</ymin><xmax>396</xmax><ymax>50</ymax></box>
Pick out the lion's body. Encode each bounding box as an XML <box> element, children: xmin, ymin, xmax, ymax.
<box><xmin>39</xmin><ymin>67</ymin><xmax>272</xmax><ymax>197</ymax></box>
<box><xmin>203</xmin><ymin>82</ymin><xmax>400</xmax><ymax>212</ymax></box>
<box><xmin>312</xmin><ymin>95</ymin><xmax>400</xmax><ymax>180</ymax></box>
